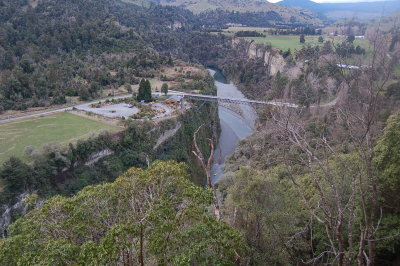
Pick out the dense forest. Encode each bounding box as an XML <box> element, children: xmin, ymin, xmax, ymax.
<box><xmin>0</xmin><ymin>0</ymin><xmax>324</xmax><ymax>113</ymax></box>
<box><xmin>198</xmin><ymin>10</ymin><xmax>284</xmax><ymax>28</ymax></box>
<box><xmin>0</xmin><ymin>0</ymin><xmax>201</xmax><ymax>111</ymax></box>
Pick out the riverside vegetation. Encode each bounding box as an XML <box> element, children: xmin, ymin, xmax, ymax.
<box><xmin>1</xmin><ymin>0</ymin><xmax>400</xmax><ymax>265</ymax></box>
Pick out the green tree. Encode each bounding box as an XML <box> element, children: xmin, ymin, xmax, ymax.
<box><xmin>374</xmin><ymin>111</ymin><xmax>400</xmax><ymax>197</ymax></box>
<box><xmin>300</xmin><ymin>34</ymin><xmax>305</xmax><ymax>44</ymax></box>
<box><xmin>0</xmin><ymin>161</ymin><xmax>247</xmax><ymax>265</ymax></box>
<box><xmin>373</xmin><ymin>111</ymin><xmax>400</xmax><ymax>258</ymax></box>
<box><xmin>161</xmin><ymin>83</ymin><xmax>169</xmax><ymax>95</ymax></box>
<box><xmin>19</xmin><ymin>57</ymin><xmax>34</xmax><ymax>74</ymax></box>
<box><xmin>347</xmin><ymin>34</ymin><xmax>355</xmax><ymax>43</ymax></box>
<box><xmin>386</xmin><ymin>82</ymin><xmax>400</xmax><ymax>101</ymax></box>
<box><xmin>124</xmin><ymin>83</ymin><xmax>132</xmax><ymax>93</ymax></box>
<box><xmin>167</xmin><ymin>56</ymin><xmax>174</xmax><ymax>66</ymax></box>
<box><xmin>137</xmin><ymin>79</ymin><xmax>145</xmax><ymax>102</ymax></box>
<box><xmin>137</xmin><ymin>79</ymin><xmax>152</xmax><ymax>102</ymax></box>
<box><xmin>144</xmin><ymin>80</ymin><xmax>152</xmax><ymax>102</ymax></box>
<box><xmin>222</xmin><ymin>166</ymin><xmax>309</xmax><ymax>265</ymax></box>
<box><xmin>0</xmin><ymin>158</ymin><xmax>33</xmax><ymax>198</ymax></box>
<box><xmin>78</xmin><ymin>87</ymin><xmax>91</xmax><ymax>101</ymax></box>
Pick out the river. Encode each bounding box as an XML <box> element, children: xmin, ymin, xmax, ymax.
<box><xmin>209</xmin><ymin>68</ymin><xmax>258</xmax><ymax>184</ymax></box>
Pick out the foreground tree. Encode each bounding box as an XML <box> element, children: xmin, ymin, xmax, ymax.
<box><xmin>222</xmin><ymin>166</ymin><xmax>310</xmax><ymax>265</ymax></box>
<box><xmin>269</xmin><ymin>27</ymin><xmax>400</xmax><ymax>265</ymax></box>
<box><xmin>0</xmin><ymin>161</ymin><xmax>247</xmax><ymax>265</ymax></box>
<box><xmin>373</xmin><ymin>111</ymin><xmax>400</xmax><ymax>261</ymax></box>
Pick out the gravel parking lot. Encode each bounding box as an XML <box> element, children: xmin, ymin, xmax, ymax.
<box><xmin>77</xmin><ymin>103</ymin><xmax>139</xmax><ymax>119</ymax></box>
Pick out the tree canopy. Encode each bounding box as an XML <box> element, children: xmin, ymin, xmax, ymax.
<box><xmin>0</xmin><ymin>161</ymin><xmax>247</xmax><ymax>265</ymax></box>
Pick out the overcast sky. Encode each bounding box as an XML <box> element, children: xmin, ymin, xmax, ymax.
<box><xmin>268</xmin><ymin>0</ymin><xmax>390</xmax><ymax>3</ymax></box>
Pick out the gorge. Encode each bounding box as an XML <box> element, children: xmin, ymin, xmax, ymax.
<box><xmin>210</xmin><ymin>68</ymin><xmax>257</xmax><ymax>184</ymax></box>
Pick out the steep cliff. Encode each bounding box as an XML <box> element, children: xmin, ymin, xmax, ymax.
<box><xmin>232</xmin><ymin>38</ymin><xmax>287</xmax><ymax>76</ymax></box>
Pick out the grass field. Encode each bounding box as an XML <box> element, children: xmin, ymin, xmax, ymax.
<box><xmin>247</xmin><ymin>35</ymin><xmax>324</xmax><ymax>50</ymax></box>
<box><xmin>0</xmin><ymin>112</ymin><xmax>121</xmax><ymax>163</ymax></box>
<box><xmin>222</xmin><ymin>26</ymin><xmax>370</xmax><ymax>51</ymax></box>
<box><xmin>245</xmin><ymin>35</ymin><xmax>370</xmax><ymax>51</ymax></box>
<box><xmin>223</xmin><ymin>26</ymin><xmax>272</xmax><ymax>36</ymax></box>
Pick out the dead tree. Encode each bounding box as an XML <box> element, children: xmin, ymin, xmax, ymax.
<box><xmin>270</xmin><ymin>25</ymin><xmax>400</xmax><ymax>265</ymax></box>
<box><xmin>192</xmin><ymin>125</ymin><xmax>220</xmax><ymax>220</ymax></box>
<box><xmin>192</xmin><ymin>125</ymin><xmax>214</xmax><ymax>188</ymax></box>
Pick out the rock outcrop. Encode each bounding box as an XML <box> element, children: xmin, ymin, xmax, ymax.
<box><xmin>0</xmin><ymin>193</ymin><xmax>30</xmax><ymax>237</ymax></box>
<box><xmin>232</xmin><ymin>38</ymin><xmax>286</xmax><ymax>76</ymax></box>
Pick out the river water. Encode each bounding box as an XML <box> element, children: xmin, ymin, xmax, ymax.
<box><xmin>209</xmin><ymin>68</ymin><xmax>257</xmax><ymax>184</ymax></box>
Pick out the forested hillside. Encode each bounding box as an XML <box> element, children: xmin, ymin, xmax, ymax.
<box><xmin>0</xmin><ymin>0</ymin><xmax>200</xmax><ymax>112</ymax></box>
<box><xmin>158</xmin><ymin>0</ymin><xmax>321</xmax><ymax>25</ymax></box>
<box><xmin>0</xmin><ymin>0</ymin><xmax>323</xmax><ymax>113</ymax></box>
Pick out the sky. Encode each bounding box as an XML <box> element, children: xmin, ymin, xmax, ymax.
<box><xmin>268</xmin><ymin>0</ymin><xmax>390</xmax><ymax>2</ymax></box>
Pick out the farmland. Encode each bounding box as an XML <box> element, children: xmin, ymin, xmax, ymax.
<box><xmin>0</xmin><ymin>112</ymin><xmax>121</xmax><ymax>163</ymax></box>
<box><xmin>223</xmin><ymin>26</ymin><xmax>370</xmax><ymax>51</ymax></box>
<box><xmin>245</xmin><ymin>35</ymin><xmax>370</xmax><ymax>51</ymax></box>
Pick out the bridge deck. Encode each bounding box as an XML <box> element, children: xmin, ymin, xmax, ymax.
<box><xmin>183</xmin><ymin>94</ymin><xmax>298</xmax><ymax>108</ymax></box>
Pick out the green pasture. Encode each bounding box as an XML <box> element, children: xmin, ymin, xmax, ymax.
<box><xmin>0</xmin><ymin>112</ymin><xmax>120</xmax><ymax>164</ymax></box>
<box><xmin>222</xmin><ymin>27</ymin><xmax>370</xmax><ymax>51</ymax></box>
<box><xmin>223</xmin><ymin>26</ymin><xmax>271</xmax><ymax>35</ymax></box>
<box><xmin>245</xmin><ymin>35</ymin><xmax>370</xmax><ymax>51</ymax></box>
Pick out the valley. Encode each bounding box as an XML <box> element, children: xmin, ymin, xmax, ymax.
<box><xmin>1</xmin><ymin>0</ymin><xmax>400</xmax><ymax>265</ymax></box>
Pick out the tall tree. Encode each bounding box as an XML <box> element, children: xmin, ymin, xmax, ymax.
<box><xmin>161</xmin><ymin>83</ymin><xmax>169</xmax><ymax>95</ymax></box>
<box><xmin>137</xmin><ymin>79</ymin><xmax>152</xmax><ymax>102</ymax></box>
<box><xmin>137</xmin><ymin>79</ymin><xmax>146</xmax><ymax>102</ymax></box>
<box><xmin>0</xmin><ymin>158</ymin><xmax>32</xmax><ymax>197</ymax></box>
<box><xmin>144</xmin><ymin>80</ymin><xmax>152</xmax><ymax>102</ymax></box>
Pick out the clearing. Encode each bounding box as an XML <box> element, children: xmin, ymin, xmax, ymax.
<box><xmin>222</xmin><ymin>27</ymin><xmax>370</xmax><ymax>51</ymax></box>
<box><xmin>0</xmin><ymin>112</ymin><xmax>121</xmax><ymax>164</ymax></box>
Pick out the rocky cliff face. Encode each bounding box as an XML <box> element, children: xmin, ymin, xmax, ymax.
<box><xmin>232</xmin><ymin>38</ymin><xmax>286</xmax><ymax>76</ymax></box>
<box><xmin>0</xmin><ymin>193</ymin><xmax>30</xmax><ymax>237</ymax></box>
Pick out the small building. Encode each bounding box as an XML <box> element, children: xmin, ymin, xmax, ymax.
<box><xmin>166</xmin><ymin>95</ymin><xmax>183</xmax><ymax>105</ymax></box>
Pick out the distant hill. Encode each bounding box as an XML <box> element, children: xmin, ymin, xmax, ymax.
<box><xmin>278</xmin><ymin>0</ymin><xmax>400</xmax><ymax>20</ymax></box>
<box><xmin>157</xmin><ymin>0</ymin><xmax>322</xmax><ymax>24</ymax></box>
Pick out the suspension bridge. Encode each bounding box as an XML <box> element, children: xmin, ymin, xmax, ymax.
<box><xmin>165</xmin><ymin>91</ymin><xmax>299</xmax><ymax>108</ymax></box>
